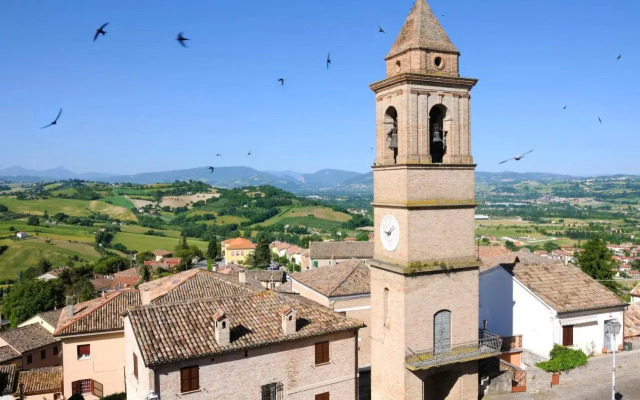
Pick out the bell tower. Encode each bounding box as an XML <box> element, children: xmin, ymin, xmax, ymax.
<box><xmin>370</xmin><ymin>1</ymin><xmax>497</xmax><ymax>399</ymax></box>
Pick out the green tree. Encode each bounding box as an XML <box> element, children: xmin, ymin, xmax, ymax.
<box><xmin>0</xmin><ymin>205</ymin><xmax>8</xmax><ymax>213</ymax></box>
<box><xmin>2</xmin><ymin>279</ymin><xmax>64</xmax><ymax>326</ymax></box>
<box><xmin>95</xmin><ymin>230</ymin><xmax>114</xmax><ymax>247</ymax></box>
<box><xmin>140</xmin><ymin>264</ymin><xmax>152</xmax><ymax>282</ymax></box>
<box><xmin>577</xmin><ymin>237</ymin><xmax>617</xmax><ymax>292</ymax></box>
<box><xmin>543</xmin><ymin>241</ymin><xmax>560</xmax><ymax>253</ymax></box>
<box><xmin>252</xmin><ymin>234</ymin><xmax>271</xmax><ymax>269</ymax></box>
<box><xmin>43</xmin><ymin>210</ymin><xmax>49</xmax><ymax>219</ymax></box>
<box><xmin>74</xmin><ymin>278</ymin><xmax>96</xmax><ymax>302</ymax></box>
<box><xmin>93</xmin><ymin>256</ymin><xmax>127</xmax><ymax>275</ymax></box>
<box><xmin>136</xmin><ymin>251</ymin><xmax>154</xmax><ymax>264</ymax></box>
<box><xmin>505</xmin><ymin>240</ymin><xmax>519</xmax><ymax>251</ymax></box>
<box><xmin>355</xmin><ymin>232</ymin><xmax>370</xmax><ymax>242</ymax></box>
<box><xmin>176</xmin><ymin>236</ymin><xmax>189</xmax><ymax>251</ymax></box>
<box><xmin>206</xmin><ymin>238</ymin><xmax>219</xmax><ymax>260</ymax></box>
<box><xmin>38</xmin><ymin>258</ymin><xmax>52</xmax><ymax>274</ymax></box>
<box><xmin>26</xmin><ymin>216</ymin><xmax>40</xmax><ymax>226</ymax></box>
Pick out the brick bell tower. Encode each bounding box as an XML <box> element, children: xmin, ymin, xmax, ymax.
<box><xmin>369</xmin><ymin>1</ymin><xmax>499</xmax><ymax>399</ymax></box>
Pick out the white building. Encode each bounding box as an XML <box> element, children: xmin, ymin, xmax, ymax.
<box><xmin>480</xmin><ymin>251</ymin><xmax>626</xmax><ymax>358</ymax></box>
<box><xmin>15</xmin><ymin>232</ymin><xmax>27</xmax><ymax>239</ymax></box>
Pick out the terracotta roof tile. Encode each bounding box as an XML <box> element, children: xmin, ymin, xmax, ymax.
<box><xmin>15</xmin><ymin>366</ymin><xmax>62</xmax><ymax>396</ymax></box>
<box><xmin>630</xmin><ymin>282</ymin><xmax>640</xmax><ymax>297</ymax></box>
<box><xmin>0</xmin><ymin>324</ymin><xmax>59</xmax><ymax>353</ymax></box>
<box><xmin>309</xmin><ymin>241</ymin><xmax>373</xmax><ymax>260</ymax></box>
<box><xmin>0</xmin><ymin>346</ymin><xmax>20</xmax><ymax>363</ymax></box>
<box><xmin>54</xmin><ymin>290</ymin><xmax>140</xmax><ymax>336</ymax></box>
<box><xmin>625</xmin><ymin>302</ymin><xmax>640</xmax><ymax>338</ymax></box>
<box><xmin>292</xmin><ymin>260</ymin><xmax>370</xmax><ymax>297</ymax></box>
<box><xmin>483</xmin><ymin>251</ymin><xmax>626</xmax><ymax>314</ymax></box>
<box><xmin>226</xmin><ymin>238</ymin><xmax>256</xmax><ymax>250</ymax></box>
<box><xmin>37</xmin><ymin>309</ymin><xmax>62</xmax><ymax>330</ymax></box>
<box><xmin>127</xmin><ymin>292</ymin><xmax>364</xmax><ymax>367</ymax></box>
<box><xmin>138</xmin><ymin>269</ymin><xmax>252</xmax><ymax>304</ymax></box>
<box><xmin>0</xmin><ymin>364</ymin><xmax>16</xmax><ymax>395</ymax></box>
<box><xmin>153</xmin><ymin>250</ymin><xmax>173</xmax><ymax>257</ymax></box>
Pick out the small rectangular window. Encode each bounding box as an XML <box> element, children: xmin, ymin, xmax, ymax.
<box><xmin>315</xmin><ymin>393</ymin><xmax>330</xmax><ymax>400</ymax></box>
<box><xmin>53</xmin><ymin>346</ymin><xmax>58</xmax><ymax>355</ymax></box>
<box><xmin>261</xmin><ymin>383</ymin><xmax>282</xmax><ymax>400</ymax></box>
<box><xmin>562</xmin><ymin>325</ymin><xmax>574</xmax><ymax>346</ymax></box>
<box><xmin>180</xmin><ymin>366</ymin><xmax>199</xmax><ymax>393</ymax></box>
<box><xmin>77</xmin><ymin>344</ymin><xmax>91</xmax><ymax>360</ymax></box>
<box><xmin>133</xmin><ymin>353</ymin><xmax>138</xmax><ymax>380</ymax></box>
<box><xmin>315</xmin><ymin>341</ymin><xmax>330</xmax><ymax>365</ymax></box>
<box><xmin>26</xmin><ymin>354</ymin><xmax>32</xmax><ymax>364</ymax></box>
<box><xmin>41</xmin><ymin>349</ymin><xmax>46</xmax><ymax>360</ymax></box>
<box><xmin>72</xmin><ymin>379</ymin><xmax>92</xmax><ymax>394</ymax></box>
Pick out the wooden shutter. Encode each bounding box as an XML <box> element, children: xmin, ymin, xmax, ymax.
<box><xmin>92</xmin><ymin>380</ymin><xmax>103</xmax><ymax>398</ymax></box>
<box><xmin>180</xmin><ymin>368</ymin><xmax>189</xmax><ymax>393</ymax></box>
<box><xmin>434</xmin><ymin>310</ymin><xmax>451</xmax><ymax>355</ymax></box>
<box><xmin>190</xmin><ymin>367</ymin><xmax>199</xmax><ymax>391</ymax></box>
<box><xmin>315</xmin><ymin>393</ymin><xmax>330</xmax><ymax>400</ymax></box>
<box><xmin>71</xmin><ymin>381</ymin><xmax>79</xmax><ymax>395</ymax></box>
<box><xmin>315</xmin><ymin>342</ymin><xmax>329</xmax><ymax>365</ymax></box>
<box><xmin>77</xmin><ymin>345</ymin><xmax>90</xmax><ymax>356</ymax></box>
<box><xmin>562</xmin><ymin>325</ymin><xmax>574</xmax><ymax>346</ymax></box>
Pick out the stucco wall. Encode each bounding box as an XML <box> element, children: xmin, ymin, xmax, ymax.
<box><xmin>125</xmin><ymin>318</ymin><xmax>152</xmax><ymax>400</ymax></box>
<box><xmin>127</xmin><ymin>330</ymin><xmax>358</xmax><ymax>400</ymax></box>
<box><xmin>61</xmin><ymin>332</ymin><xmax>126</xmax><ymax>398</ymax></box>
<box><xmin>22</xmin><ymin>392</ymin><xmax>60</xmax><ymax>400</ymax></box>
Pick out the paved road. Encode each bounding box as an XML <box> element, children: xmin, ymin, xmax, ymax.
<box><xmin>486</xmin><ymin>351</ymin><xmax>640</xmax><ymax>400</ymax></box>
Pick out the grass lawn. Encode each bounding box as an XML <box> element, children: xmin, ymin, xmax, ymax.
<box><xmin>120</xmin><ymin>224</ymin><xmax>182</xmax><ymax>238</ymax></box>
<box><xmin>259</xmin><ymin>206</ymin><xmax>351</xmax><ymax>227</ymax></box>
<box><xmin>0</xmin><ymin>221</ymin><xmax>96</xmax><ymax>243</ymax></box>
<box><xmin>0</xmin><ymin>238</ymin><xmax>101</xmax><ymax>280</ymax></box>
<box><xmin>112</xmin><ymin>232</ymin><xmax>208</xmax><ymax>252</ymax></box>
<box><xmin>0</xmin><ymin>197</ymin><xmax>136</xmax><ymax>221</ymax></box>
<box><xmin>101</xmin><ymin>196</ymin><xmax>135</xmax><ymax>209</ymax></box>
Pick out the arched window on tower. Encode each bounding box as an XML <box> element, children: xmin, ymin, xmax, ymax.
<box><xmin>383</xmin><ymin>287</ymin><xmax>390</xmax><ymax>328</ymax></box>
<box><xmin>429</xmin><ymin>105</ymin><xmax>447</xmax><ymax>163</ymax></box>
<box><xmin>434</xmin><ymin>310</ymin><xmax>451</xmax><ymax>355</ymax></box>
<box><xmin>384</xmin><ymin>107</ymin><xmax>398</xmax><ymax>164</ymax></box>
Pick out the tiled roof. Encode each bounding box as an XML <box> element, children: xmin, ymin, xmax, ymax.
<box><xmin>15</xmin><ymin>366</ymin><xmax>62</xmax><ymax>395</ymax></box>
<box><xmin>630</xmin><ymin>282</ymin><xmax>640</xmax><ymax>297</ymax></box>
<box><xmin>226</xmin><ymin>238</ymin><xmax>256</xmax><ymax>250</ymax></box>
<box><xmin>309</xmin><ymin>241</ymin><xmax>374</xmax><ymax>260</ymax></box>
<box><xmin>0</xmin><ymin>364</ymin><xmax>16</xmax><ymax>395</ymax></box>
<box><xmin>292</xmin><ymin>260</ymin><xmax>370</xmax><ymax>297</ymax></box>
<box><xmin>478</xmin><ymin>246</ymin><xmax>512</xmax><ymax>260</ymax></box>
<box><xmin>286</xmin><ymin>246</ymin><xmax>302</xmax><ymax>255</ymax></box>
<box><xmin>139</xmin><ymin>269</ymin><xmax>252</xmax><ymax>304</ymax></box>
<box><xmin>91</xmin><ymin>276</ymin><xmax>113</xmax><ymax>292</ymax></box>
<box><xmin>387</xmin><ymin>0</ymin><xmax>458</xmax><ymax>59</ymax></box>
<box><xmin>0</xmin><ymin>346</ymin><xmax>20</xmax><ymax>363</ymax></box>
<box><xmin>54</xmin><ymin>290</ymin><xmax>140</xmax><ymax>336</ymax></box>
<box><xmin>625</xmin><ymin>302</ymin><xmax>640</xmax><ymax>338</ymax></box>
<box><xmin>213</xmin><ymin>269</ymin><xmax>286</xmax><ymax>293</ymax></box>
<box><xmin>0</xmin><ymin>324</ymin><xmax>59</xmax><ymax>353</ymax></box>
<box><xmin>114</xmin><ymin>267</ymin><xmax>140</xmax><ymax>278</ymax></box>
<box><xmin>38</xmin><ymin>309</ymin><xmax>62</xmax><ymax>330</ymax></box>
<box><xmin>153</xmin><ymin>250</ymin><xmax>173</xmax><ymax>256</ymax></box>
<box><xmin>127</xmin><ymin>292</ymin><xmax>364</xmax><ymax>367</ymax></box>
<box><xmin>483</xmin><ymin>251</ymin><xmax>626</xmax><ymax>314</ymax></box>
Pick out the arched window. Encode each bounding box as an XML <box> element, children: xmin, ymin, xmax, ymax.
<box><xmin>434</xmin><ymin>310</ymin><xmax>451</xmax><ymax>355</ymax></box>
<box><xmin>384</xmin><ymin>107</ymin><xmax>398</xmax><ymax>164</ymax></box>
<box><xmin>429</xmin><ymin>105</ymin><xmax>447</xmax><ymax>163</ymax></box>
<box><xmin>383</xmin><ymin>288</ymin><xmax>390</xmax><ymax>328</ymax></box>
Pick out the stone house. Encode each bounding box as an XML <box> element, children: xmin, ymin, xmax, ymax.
<box><xmin>221</xmin><ymin>238</ymin><xmax>256</xmax><ymax>265</ymax></box>
<box><xmin>124</xmin><ymin>292</ymin><xmax>364</xmax><ymax>400</ymax></box>
<box><xmin>630</xmin><ymin>282</ymin><xmax>640</xmax><ymax>303</ymax></box>
<box><xmin>14</xmin><ymin>366</ymin><xmax>63</xmax><ymax>400</ymax></box>
<box><xmin>0</xmin><ymin>321</ymin><xmax>61</xmax><ymax>371</ymax></box>
<box><xmin>480</xmin><ymin>251</ymin><xmax>627</xmax><ymax>359</ymax></box>
<box><xmin>286</xmin><ymin>245</ymin><xmax>303</xmax><ymax>265</ymax></box>
<box><xmin>309</xmin><ymin>241</ymin><xmax>373</xmax><ymax>269</ymax></box>
<box><xmin>152</xmin><ymin>250</ymin><xmax>173</xmax><ymax>261</ymax></box>
<box><xmin>17</xmin><ymin>310</ymin><xmax>61</xmax><ymax>334</ymax></box>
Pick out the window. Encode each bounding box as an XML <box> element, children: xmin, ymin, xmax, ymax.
<box><xmin>562</xmin><ymin>325</ymin><xmax>574</xmax><ymax>346</ymax></box>
<box><xmin>383</xmin><ymin>288</ymin><xmax>390</xmax><ymax>328</ymax></box>
<box><xmin>133</xmin><ymin>353</ymin><xmax>138</xmax><ymax>380</ymax></box>
<box><xmin>72</xmin><ymin>379</ymin><xmax>92</xmax><ymax>394</ymax></box>
<box><xmin>26</xmin><ymin>354</ymin><xmax>32</xmax><ymax>364</ymax></box>
<box><xmin>434</xmin><ymin>310</ymin><xmax>451</xmax><ymax>355</ymax></box>
<box><xmin>261</xmin><ymin>383</ymin><xmax>282</xmax><ymax>400</ymax></box>
<box><xmin>180</xmin><ymin>366</ymin><xmax>199</xmax><ymax>393</ymax></box>
<box><xmin>41</xmin><ymin>349</ymin><xmax>46</xmax><ymax>360</ymax></box>
<box><xmin>315</xmin><ymin>341</ymin><xmax>330</xmax><ymax>365</ymax></box>
<box><xmin>77</xmin><ymin>344</ymin><xmax>91</xmax><ymax>360</ymax></box>
<box><xmin>315</xmin><ymin>393</ymin><xmax>330</xmax><ymax>400</ymax></box>
<box><xmin>53</xmin><ymin>346</ymin><xmax>58</xmax><ymax>355</ymax></box>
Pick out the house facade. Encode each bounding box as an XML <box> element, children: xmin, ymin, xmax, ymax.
<box><xmin>0</xmin><ymin>323</ymin><xmax>61</xmax><ymax>371</ymax></box>
<box><xmin>480</xmin><ymin>252</ymin><xmax>626</xmax><ymax>358</ymax></box>
<box><xmin>221</xmin><ymin>238</ymin><xmax>256</xmax><ymax>265</ymax></box>
<box><xmin>124</xmin><ymin>292</ymin><xmax>363</xmax><ymax>400</ymax></box>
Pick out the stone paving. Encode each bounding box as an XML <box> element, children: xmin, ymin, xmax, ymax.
<box><xmin>484</xmin><ymin>350</ymin><xmax>640</xmax><ymax>400</ymax></box>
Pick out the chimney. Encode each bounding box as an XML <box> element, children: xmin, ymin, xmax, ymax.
<box><xmin>213</xmin><ymin>308</ymin><xmax>230</xmax><ymax>346</ymax></box>
<box><xmin>280</xmin><ymin>306</ymin><xmax>297</xmax><ymax>335</ymax></box>
<box><xmin>65</xmin><ymin>296</ymin><xmax>74</xmax><ymax>317</ymax></box>
<box><xmin>238</xmin><ymin>269</ymin><xmax>246</xmax><ymax>284</ymax></box>
<box><xmin>141</xmin><ymin>288</ymin><xmax>151</xmax><ymax>305</ymax></box>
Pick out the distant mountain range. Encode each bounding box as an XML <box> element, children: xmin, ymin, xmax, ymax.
<box><xmin>0</xmin><ymin>166</ymin><xmax>634</xmax><ymax>194</ymax></box>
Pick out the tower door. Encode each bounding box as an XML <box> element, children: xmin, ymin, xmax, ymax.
<box><xmin>434</xmin><ymin>310</ymin><xmax>451</xmax><ymax>355</ymax></box>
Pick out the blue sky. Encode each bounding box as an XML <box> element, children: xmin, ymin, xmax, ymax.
<box><xmin>1</xmin><ymin>0</ymin><xmax>639</xmax><ymax>176</ymax></box>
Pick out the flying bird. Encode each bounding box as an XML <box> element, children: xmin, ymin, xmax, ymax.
<box><xmin>499</xmin><ymin>149</ymin><xmax>534</xmax><ymax>164</ymax></box>
<box><xmin>176</xmin><ymin>32</ymin><xmax>189</xmax><ymax>47</ymax></box>
<box><xmin>94</xmin><ymin>23</ymin><xmax>109</xmax><ymax>42</ymax></box>
<box><xmin>326</xmin><ymin>53</ymin><xmax>332</xmax><ymax>69</ymax></box>
<box><xmin>216</xmin><ymin>154</ymin><xmax>222</xmax><ymax>157</ymax></box>
<box><xmin>278</xmin><ymin>78</ymin><xmax>284</xmax><ymax>86</ymax></box>
<box><xmin>247</xmin><ymin>151</ymin><xmax>252</xmax><ymax>156</ymax></box>
<box><xmin>208</xmin><ymin>166</ymin><xmax>214</xmax><ymax>174</ymax></box>
<box><xmin>598</xmin><ymin>116</ymin><xmax>602</xmax><ymax>124</ymax></box>
<box><xmin>40</xmin><ymin>108</ymin><xmax>63</xmax><ymax>129</ymax></box>
<box><xmin>563</xmin><ymin>105</ymin><xmax>567</xmax><ymax>110</ymax></box>
<box><xmin>617</xmin><ymin>54</ymin><xmax>622</xmax><ymax>61</ymax></box>
<box><xmin>378</xmin><ymin>26</ymin><xmax>385</xmax><ymax>33</ymax></box>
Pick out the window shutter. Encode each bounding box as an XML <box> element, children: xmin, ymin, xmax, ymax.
<box><xmin>93</xmin><ymin>381</ymin><xmax>103</xmax><ymax>398</ymax></box>
<box><xmin>322</xmin><ymin>342</ymin><xmax>329</xmax><ymax>363</ymax></box>
<box><xmin>315</xmin><ymin>343</ymin><xmax>321</xmax><ymax>364</ymax></box>
<box><xmin>90</xmin><ymin>379</ymin><xmax>94</xmax><ymax>396</ymax></box>
<box><xmin>180</xmin><ymin>369</ymin><xmax>189</xmax><ymax>393</ymax></box>
<box><xmin>71</xmin><ymin>381</ymin><xmax>78</xmax><ymax>395</ymax></box>
<box><xmin>190</xmin><ymin>367</ymin><xmax>199</xmax><ymax>391</ymax></box>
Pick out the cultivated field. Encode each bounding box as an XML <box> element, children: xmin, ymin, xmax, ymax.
<box><xmin>0</xmin><ymin>197</ymin><xmax>136</xmax><ymax>221</ymax></box>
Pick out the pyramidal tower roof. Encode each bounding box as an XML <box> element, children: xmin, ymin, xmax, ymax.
<box><xmin>387</xmin><ymin>0</ymin><xmax>458</xmax><ymax>59</ymax></box>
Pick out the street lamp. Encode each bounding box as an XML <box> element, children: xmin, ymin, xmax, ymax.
<box><xmin>605</xmin><ymin>319</ymin><xmax>622</xmax><ymax>400</ymax></box>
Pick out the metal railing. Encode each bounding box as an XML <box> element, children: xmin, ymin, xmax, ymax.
<box><xmin>406</xmin><ymin>331</ymin><xmax>503</xmax><ymax>370</ymax></box>
<box><xmin>500</xmin><ymin>334</ymin><xmax>523</xmax><ymax>352</ymax></box>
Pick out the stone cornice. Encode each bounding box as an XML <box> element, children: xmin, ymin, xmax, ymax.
<box><xmin>372</xmin><ymin>163</ymin><xmax>477</xmax><ymax>171</ymax></box>
<box><xmin>371</xmin><ymin>200</ymin><xmax>477</xmax><ymax>209</ymax></box>
<box><xmin>370</xmin><ymin>73</ymin><xmax>478</xmax><ymax>93</ymax></box>
<box><xmin>370</xmin><ymin>258</ymin><xmax>479</xmax><ymax>277</ymax></box>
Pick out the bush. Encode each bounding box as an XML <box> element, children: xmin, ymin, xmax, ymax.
<box><xmin>536</xmin><ymin>345</ymin><xmax>588</xmax><ymax>373</ymax></box>
<box><xmin>27</xmin><ymin>216</ymin><xmax>40</xmax><ymax>226</ymax></box>
<box><xmin>102</xmin><ymin>393</ymin><xmax>126</xmax><ymax>400</ymax></box>
<box><xmin>69</xmin><ymin>394</ymin><xmax>85</xmax><ymax>400</ymax></box>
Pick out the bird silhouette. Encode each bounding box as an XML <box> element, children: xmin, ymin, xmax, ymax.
<box><xmin>598</xmin><ymin>116</ymin><xmax>602</xmax><ymax>124</ymax></box>
<box><xmin>208</xmin><ymin>166</ymin><xmax>214</xmax><ymax>174</ymax></box>
<box><xmin>378</xmin><ymin>26</ymin><xmax>385</xmax><ymax>33</ymax></box>
<box><xmin>278</xmin><ymin>78</ymin><xmax>284</xmax><ymax>86</ymax></box>
<box><xmin>40</xmin><ymin>108</ymin><xmax>63</xmax><ymax>129</ymax></box>
<box><xmin>94</xmin><ymin>23</ymin><xmax>109</xmax><ymax>42</ymax></box>
<box><xmin>563</xmin><ymin>105</ymin><xmax>567</xmax><ymax>110</ymax></box>
<box><xmin>247</xmin><ymin>151</ymin><xmax>252</xmax><ymax>156</ymax></box>
<box><xmin>326</xmin><ymin>53</ymin><xmax>332</xmax><ymax>69</ymax></box>
<box><xmin>216</xmin><ymin>154</ymin><xmax>222</xmax><ymax>157</ymax></box>
<box><xmin>617</xmin><ymin>54</ymin><xmax>622</xmax><ymax>61</ymax></box>
<box><xmin>176</xmin><ymin>32</ymin><xmax>189</xmax><ymax>47</ymax></box>
<box><xmin>499</xmin><ymin>149</ymin><xmax>534</xmax><ymax>164</ymax></box>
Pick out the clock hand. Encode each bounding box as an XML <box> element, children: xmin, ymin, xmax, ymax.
<box><xmin>388</xmin><ymin>226</ymin><xmax>395</xmax><ymax>235</ymax></box>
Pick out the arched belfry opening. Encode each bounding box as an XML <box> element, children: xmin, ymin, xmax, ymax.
<box><xmin>429</xmin><ymin>105</ymin><xmax>447</xmax><ymax>163</ymax></box>
<box><xmin>384</xmin><ymin>107</ymin><xmax>398</xmax><ymax>164</ymax></box>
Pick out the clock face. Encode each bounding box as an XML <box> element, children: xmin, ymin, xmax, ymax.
<box><xmin>380</xmin><ymin>214</ymin><xmax>400</xmax><ymax>252</ymax></box>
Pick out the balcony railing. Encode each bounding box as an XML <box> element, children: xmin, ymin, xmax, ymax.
<box><xmin>500</xmin><ymin>334</ymin><xmax>523</xmax><ymax>352</ymax></box>
<box><xmin>405</xmin><ymin>331</ymin><xmax>503</xmax><ymax>371</ymax></box>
